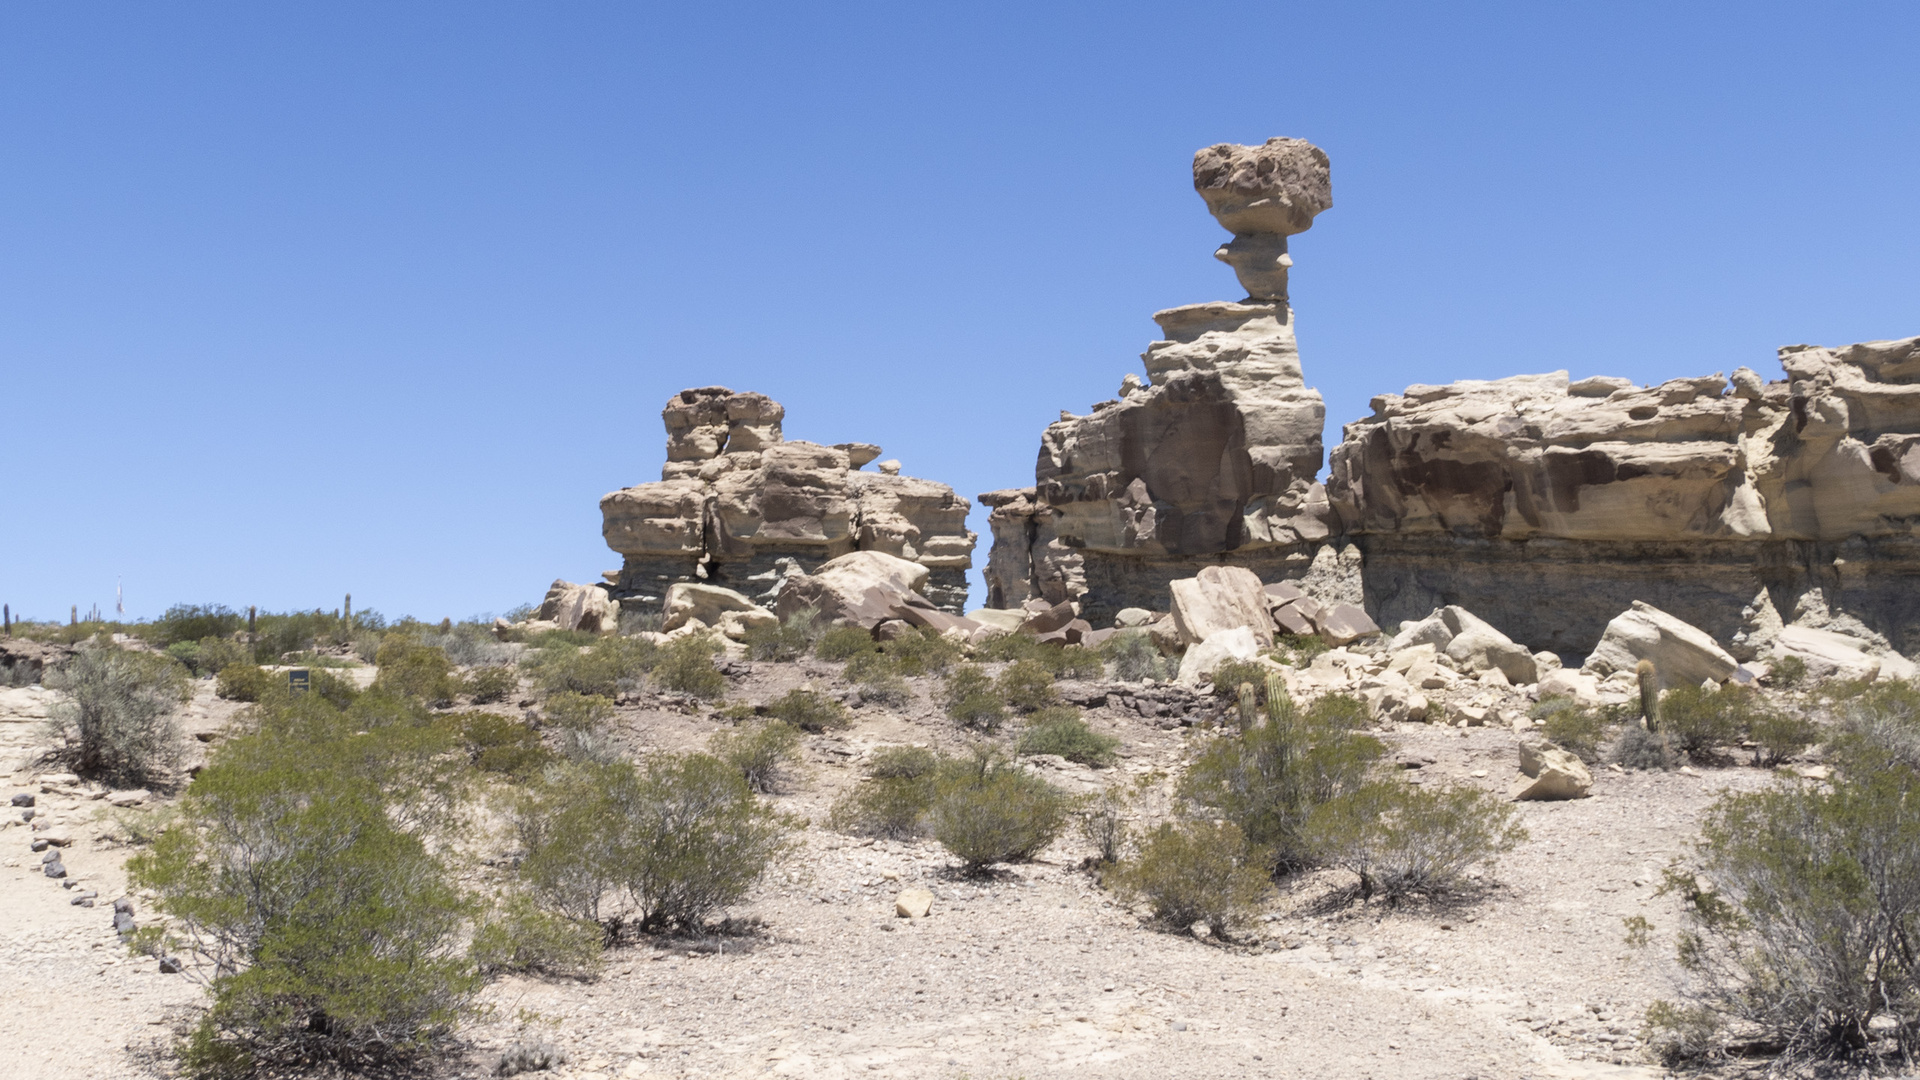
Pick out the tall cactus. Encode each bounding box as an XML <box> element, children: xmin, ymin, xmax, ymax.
<box><xmin>1637</xmin><ymin>659</ymin><xmax>1660</xmax><ymax>730</ymax></box>
<box><xmin>1265</xmin><ymin>671</ymin><xmax>1293</xmax><ymax>727</ymax></box>
<box><xmin>1236</xmin><ymin>682</ymin><xmax>1260</xmax><ymax>732</ymax></box>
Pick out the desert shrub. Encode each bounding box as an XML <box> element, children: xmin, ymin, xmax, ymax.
<box><xmin>214</xmin><ymin>662</ymin><xmax>274</xmax><ymax>702</ymax></box>
<box><xmin>1304</xmin><ymin>782</ymin><xmax>1526</xmax><ymax>901</ymax></box>
<box><xmin>516</xmin><ymin>755</ymin><xmax>794</xmax><ymax>932</ymax></box>
<box><xmin>865</xmin><ymin>744</ymin><xmax>941</xmax><ymax>780</ymax></box>
<box><xmin>1179</xmin><ymin>683</ymin><xmax>1384</xmax><ymax>872</ymax></box>
<box><xmin>997</xmin><ymin>659</ymin><xmax>1057</xmax><ymax>713</ymax></box>
<box><xmin>1769</xmin><ymin>654</ymin><xmax>1808</xmax><ymax>689</ymax></box>
<box><xmin>842</xmin><ymin>649</ymin><xmax>913</xmax><ymax>706</ymax></box>
<box><xmin>765</xmin><ymin>688</ymin><xmax>849</xmax><ymax>732</ymax></box>
<box><xmin>1750</xmin><ymin>711</ymin><xmax>1819</xmax><ymax>767</ymax></box>
<box><xmin>1016</xmin><ymin>707</ymin><xmax>1120</xmax><ymax>767</ymax></box>
<box><xmin>44</xmin><ymin>645</ymin><xmax>189</xmax><ymax>788</ymax></box>
<box><xmin>545</xmin><ymin>690</ymin><xmax>613</xmax><ymax>729</ymax></box>
<box><xmin>127</xmin><ymin>706</ymin><xmax>478</xmax><ymax>1074</ymax></box>
<box><xmin>466</xmin><ymin>664</ymin><xmax>518</xmax><ymax>704</ymax></box>
<box><xmin>251</xmin><ymin>609</ymin><xmax>346</xmax><ymax>663</ymax></box>
<box><xmin>1611</xmin><ymin>722</ymin><xmax>1678</xmax><ymax>770</ymax></box>
<box><xmin>882</xmin><ymin>627</ymin><xmax>964</xmax><ymax>675</ymax></box>
<box><xmin>943</xmin><ymin>663</ymin><xmax>1008</xmax><ymax>732</ymax></box>
<box><xmin>710</xmin><ymin>721</ymin><xmax>802</xmax><ymax>793</ymax></box>
<box><xmin>152</xmin><ymin>603</ymin><xmax>245</xmax><ymax>647</ymax></box>
<box><xmin>165</xmin><ymin>635</ymin><xmax>250</xmax><ymax>678</ymax></box>
<box><xmin>1101</xmin><ymin>629</ymin><xmax>1175</xmax><ymax>682</ymax></box>
<box><xmin>524</xmin><ymin>635</ymin><xmax>655</xmax><ymax>698</ymax></box>
<box><xmin>1652</xmin><ymin>729</ymin><xmax>1920</xmax><ymax>1065</ymax></box>
<box><xmin>1055</xmin><ymin>646</ymin><xmax>1108</xmax><ymax>679</ymax></box>
<box><xmin>1276</xmin><ymin>633</ymin><xmax>1328</xmax><ymax>665</ymax></box>
<box><xmin>414</xmin><ymin>623</ymin><xmax>517</xmax><ymax>667</ymax></box>
<box><xmin>1080</xmin><ymin>785</ymin><xmax>1132</xmax><ymax>865</ymax></box>
<box><xmin>1303</xmin><ymin>693</ymin><xmax>1371</xmax><ymax>730</ymax></box>
<box><xmin>526</xmin><ymin>628</ymin><xmax>602</xmax><ymax>648</ymax></box>
<box><xmin>1659</xmin><ymin>684</ymin><xmax>1758</xmax><ymax>760</ymax></box>
<box><xmin>651</xmin><ymin>635</ymin><xmax>727</xmax><ymax>699</ymax></box>
<box><xmin>975</xmin><ymin>633</ymin><xmax>1105</xmax><ymax>678</ymax></box>
<box><xmin>927</xmin><ymin>753</ymin><xmax>1072</xmax><ymax>872</ymax></box>
<box><xmin>829</xmin><ymin>777</ymin><xmax>937</xmax><ymax>840</ymax></box>
<box><xmin>374</xmin><ymin>637</ymin><xmax>461</xmax><ymax>706</ymax></box>
<box><xmin>471</xmin><ymin>894</ymin><xmax>603</xmax><ymax>978</ymax></box>
<box><xmin>814</xmin><ymin>625</ymin><xmax>877</xmax><ymax>661</ymax></box>
<box><xmin>741</xmin><ymin>607</ymin><xmax>817</xmax><ymax>662</ymax></box>
<box><xmin>453</xmin><ymin>712</ymin><xmax>550</xmax><ymax>779</ymax></box>
<box><xmin>1111</xmin><ymin>821</ymin><xmax>1269</xmax><ymax>930</ymax></box>
<box><xmin>1532</xmin><ymin>695</ymin><xmax>1614</xmax><ymax>763</ymax></box>
<box><xmin>1211</xmin><ymin>659</ymin><xmax>1272</xmax><ymax>700</ymax></box>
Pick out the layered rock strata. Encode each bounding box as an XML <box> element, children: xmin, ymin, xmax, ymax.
<box><xmin>983</xmin><ymin>139</ymin><xmax>1336</xmax><ymax>624</ymax></box>
<box><xmin>602</xmin><ymin>387</ymin><xmax>976</xmax><ymax>613</ymax></box>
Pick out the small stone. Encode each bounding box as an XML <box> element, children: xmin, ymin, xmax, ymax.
<box><xmin>113</xmin><ymin>897</ymin><xmax>136</xmax><ymax>916</ymax></box>
<box><xmin>1190</xmin><ymin>921</ymin><xmax>1212</xmax><ymax>941</ymax></box>
<box><xmin>1172</xmin><ymin>1021</ymin><xmax>1189</xmax><ymax>1031</ymax></box>
<box><xmin>158</xmin><ymin>956</ymin><xmax>183</xmax><ymax>974</ymax></box>
<box><xmin>30</xmin><ymin>837</ymin><xmax>48</xmax><ymax>852</ymax></box>
<box><xmin>40</xmin><ymin>847</ymin><xmax>60</xmax><ymax>863</ymax></box>
<box><xmin>113</xmin><ymin>911</ymin><xmax>136</xmax><ymax>935</ymax></box>
<box><xmin>69</xmin><ymin>891</ymin><xmax>97</xmax><ymax>905</ymax></box>
<box><xmin>43</xmin><ymin>861</ymin><xmax>66</xmax><ymax>879</ymax></box>
<box><xmin>9</xmin><ymin>793</ymin><xmax>33</xmax><ymax>807</ymax></box>
<box><xmin>894</xmin><ymin>888</ymin><xmax>934</xmax><ymax>919</ymax></box>
<box><xmin>107</xmin><ymin>790</ymin><xmax>148</xmax><ymax>808</ymax></box>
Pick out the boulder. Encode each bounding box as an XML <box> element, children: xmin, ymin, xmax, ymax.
<box><xmin>1512</xmin><ymin>742</ymin><xmax>1592</xmax><ymax>801</ymax></box>
<box><xmin>535</xmin><ymin>579</ymin><xmax>618</xmax><ymax>634</ymax></box>
<box><xmin>715</xmin><ymin>607</ymin><xmax>779</xmax><ymax>642</ymax></box>
<box><xmin>1387</xmin><ymin>606</ymin><xmax>1536</xmax><ymax>683</ymax></box>
<box><xmin>1584</xmin><ymin>601</ymin><xmax>1738</xmax><ymax>688</ymax></box>
<box><xmin>966</xmin><ymin>608</ymin><xmax>1026</xmax><ymax>635</ymax></box>
<box><xmin>772</xmin><ymin>550</ymin><xmax>931</xmax><ymax>628</ymax></box>
<box><xmin>1169</xmin><ymin>566</ymin><xmax>1275</xmax><ymax>648</ymax></box>
<box><xmin>1359</xmin><ymin>670</ymin><xmax>1427</xmax><ymax>723</ymax></box>
<box><xmin>1536</xmin><ymin>668</ymin><xmax>1601</xmax><ymax>706</ymax></box>
<box><xmin>1272</xmin><ymin>604</ymin><xmax>1316</xmax><ymax>636</ymax></box>
<box><xmin>1316</xmin><ymin>603</ymin><xmax>1381</xmax><ymax>646</ymax></box>
<box><xmin>894</xmin><ymin>888</ymin><xmax>934</xmax><ymax>919</ymax></box>
<box><xmin>1113</xmin><ymin>607</ymin><xmax>1160</xmax><ymax>628</ymax></box>
<box><xmin>1771</xmin><ymin>625</ymin><xmax>1882</xmax><ymax>683</ymax></box>
<box><xmin>1175</xmin><ymin>626</ymin><xmax>1263</xmax><ymax>687</ymax></box>
<box><xmin>662</xmin><ymin>583</ymin><xmax>767</xmax><ymax>633</ymax></box>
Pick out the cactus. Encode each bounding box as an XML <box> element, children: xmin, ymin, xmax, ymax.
<box><xmin>1264</xmin><ymin>671</ymin><xmax>1293</xmax><ymax>727</ymax></box>
<box><xmin>1236</xmin><ymin>682</ymin><xmax>1260</xmax><ymax>731</ymax></box>
<box><xmin>1637</xmin><ymin>659</ymin><xmax>1660</xmax><ymax>730</ymax></box>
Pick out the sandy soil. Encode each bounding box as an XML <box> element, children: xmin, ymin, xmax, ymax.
<box><xmin>0</xmin><ymin>656</ymin><xmax>1792</xmax><ymax>1080</ymax></box>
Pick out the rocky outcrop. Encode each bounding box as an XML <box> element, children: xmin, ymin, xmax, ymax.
<box><xmin>603</xmin><ymin>388</ymin><xmax>976</xmax><ymax>614</ymax></box>
<box><xmin>983</xmin><ymin>140</ymin><xmax>1336</xmax><ymax>624</ymax></box>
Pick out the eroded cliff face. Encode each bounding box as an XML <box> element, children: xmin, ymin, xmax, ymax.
<box><xmin>602</xmin><ymin>387</ymin><xmax>976</xmax><ymax>613</ymax></box>
<box><xmin>982</xmin><ymin>137</ymin><xmax>1920</xmax><ymax>657</ymax></box>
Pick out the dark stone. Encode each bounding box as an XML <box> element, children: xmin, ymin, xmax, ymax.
<box><xmin>112</xmin><ymin>897</ymin><xmax>135</xmax><ymax>916</ymax></box>
<box><xmin>9</xmin><ymin>793</ymin><xmax>32</xmax><ymax>807</ymax></box>
<box><xmin>43</xmin><ymin>861</ymin><xmax>65</xmax><ymax>879</ymax></box>
<box><xmin>30</xmin><ymin>837</ymin><xmax>48</xmax><ymax>852</ymax></box>
<box><xmin>113</xmin><ymin>911</ymin><xmax>136</xmax><ymax>935</ymax></box>
<box><xmin>158</xmin><ymin>956</ymin><xmax>183</xmax><ymax>974</ymax></box>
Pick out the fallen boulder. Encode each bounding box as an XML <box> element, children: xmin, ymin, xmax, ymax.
<box><xmin>1771</xmin><ymin>625</ymin><xmax>1882</xmax><ymax>683</ymax></box>
<box><xmin>1584</xmin><ymin>600</ymin><xmax>1737</xmax><ymax>688</ymax></box>
<box><xmin>1175</xmin><ymin>625</ymin><xmax>1263</xmax><ymax>687</ymax></box>
<box><xmin>1317</xmin><ymin>603</ymin><xmax>1381</xmax><ymax>647</ymax></box>
<box><xmin>1169</xmin><ymin>566</ymin><xmax>1274</xmax><ymax>648</ymax></box>
<box><xmin>662</xmin><ymin>583</ymin><xmax>767</xmax><ymax>632</ymax></box>
<box><xmin>536</xmin><ymin>579</ymin><xmax>618</xmax><ymax>634</ymax></box>
<box><xmin>1388</xmin><ymin>606</ymin><xmax>1536</xmax><ymax>683</ymax></box>
<box><xmin>1512</xmin><ymin>741</ymin><xmax>1592</xmax><ymax>800</ymax></box>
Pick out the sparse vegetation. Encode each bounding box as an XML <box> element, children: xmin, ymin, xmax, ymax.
<box><xmin>765</xmin><ymin>688</ymin><xmax>851</xmax><ymax>732</ymax></box>
<box><xmin>996</xmin><ymin>658</ymin><xmax>1057</xmax><ymax>713</ymax></box>
<box><xmin>1768</xmin><ymin>654</ymin><xmax>1808</xmax><ymax>689</ymax></box>
<box><xmin>1532</xmin><ymin>695</ymin><xmax>1613</xmax><ymax>763</ymax></box>
<box><xmin>651</xmin><ymin>635</ymin><xmax>727</xmax><ymax>698</ymax></box>
<box><xmin>710</xmin><ymin>720</ymin><xmax>802</xmax><ymax>793</ymax></box>
<box><xmin>466</xmin><ymin>664</ymin><xmax>518</xmax><ymax>704</ymax></box>
<box><xmin>1611</xmin><ymin>721</ymin><xmax>1678</xmax><ymax>770</ymax></box>
<box><xmin>742</xmin><ymin>607</ymin><xmax>819</xmax><ymax>661</ymax></box>
<box><xmin>828</xmin><ymin>747</ymin><xmax>947</xmax><ymax>839</ymax></box>
<box><xmin>471</xmin><ymin>894</ymin><xmax>604</xmax><ymax>978</ymax></box>
<box><xmin>44</xmin><ymin>643</ymin><xmax>189</xmax><ymax>788</ymax></box>
<box><xmin>943</xmin><ymin>664</ymin><xmax>1008</xmax><ymax>732</ymax></box>
<box><xmin>451</xmin><ymin>712</ymin><xmax>551</xmax><ymax>778</ymax></box>
<box><xmin>373</xmin><ymin>636</ymin><xmax>461</xmax><ymax>706</ymax></box>
<box><xmin>927</xmin><ymin>751</ymin><xmax>1072</xmax><ymax>873</ymax></box>
<box><xmin>814</xmin><ymin>625</ymin><xmax>876</xmax><ymax>661</ymax></box>
<box><xmin>1303</xmin><ymin>782</ymin><xmax>1526</xmax><ymax>901</ymax></box>
<box><xmin>1659</xmin><ymin>683</ymin><xmax>1760</xmax><ymax>761</ymax></box>
<box><xmin>1100</xmin><ymin>629</ymin><xmax>1174</xmax><ymax>682</ymax></box>
<box><xmin>1015</xmin><ymin>707</ymin><xmax>1120</xmax><ymax>767</ymax></box>
<box><xmin>523</xmin><ymin>634</ymin><xmax>654</xmax><ymax>698</ymax></box>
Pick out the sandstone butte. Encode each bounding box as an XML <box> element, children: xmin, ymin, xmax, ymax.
<box><xmin>980</xmin><ymin>136</ymin><xmax>1920</xmax><ymax>660</ymax></box>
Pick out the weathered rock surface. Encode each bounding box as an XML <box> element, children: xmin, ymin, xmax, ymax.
<box><xmin>1584</xmin><ymin>601</ymin><xmax>1738</xmax><ymax>688</ymax></box>
<box><xmin>772</xmin><ymin>550</ymin><xmax>980</xmax><ymax>637</ymax></box>
<box><xmin>1174</xmin><ymin>625</ymin><xmax>1263</xmax><ymax>687</ymax></box>
<box><xmin>1169</xmin><ymin>566</ymin><xmax>1273</xmax><ymax>647</ymax></box>
<box><xmin>1512</xmin><ymin>742</ymin><xmax>1592</xmax><ymax>801</ymax></box>
<box><xmin>662</xmin><ymin>583</ymin><xmax>768</xmax><ymax>634</ymax></box>
<box><xmin>604</xmin><ymin>387</ymin><xmax>976</xmax><ymax>614</ymax></box>
<box><xmin>529</xmin><ymin>579</ymin><xmax>618</xmax><ymax>634</ymax></box>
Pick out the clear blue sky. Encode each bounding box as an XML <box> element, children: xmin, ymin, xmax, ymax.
<box><xmin>5</xmin><ymin>2</ymin><xmax>1916</xmax><ymax>622</ymax></box>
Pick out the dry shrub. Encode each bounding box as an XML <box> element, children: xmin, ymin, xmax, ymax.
<box><xmin>927</xmin><ymin>752</ymin><xmax>1071</xmax><ymax>872</ymax></box>
<box><xmin>710</xmin><ymin>720</ymin><xmax>802</xmax><ymax>793</ymax></box>
<box><xmin>46</xmin><ymin>645</ymin><xmax>189</xmax><ymax>788</ymax></box>
<box><xmin>1303</xmin><ymin>782</ymin><xmax>1526</xmax><ymax>901</ymax></box>
<box><xmin>1015</xmin><ymin>707</ymin><xmax>1120</xmax><ymax>767</ymax></box>
<box><xmin>1111</xmin><ymin>821</ymin><xmax>1269</xmax><ymax>931</ymax></box>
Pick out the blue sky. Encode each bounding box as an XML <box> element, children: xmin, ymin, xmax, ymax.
<box><xmin>4</xmin><ymin>2</ymin><xmax>1916</xmax><ymax>622</ymax></box>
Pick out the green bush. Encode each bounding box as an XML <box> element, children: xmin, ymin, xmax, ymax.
<box><xmin>524</xmin><ymin>635</ymin><xmax>655</xmax><ymax>698</ymax></box>
<box><xmin>865</xmin><ymin>745</ymin><xmax>941</xmax><ymax>779</ymax></box>
<box><xmin>943</xmin><ymin>664</ymin><xmax>1008</xmax><ymax>732</ymax></box>
<box><xmin>1769</xmin><ymin>654</ymin><xmax>1808</xmax><ymax>689</ymax></box>
<box><xmin>373</xmin><ymin>637</ymin><xmax>461</xmax><ymax>706</ymax></box>
<box><xmin>1276</xmin><ymin>633</ymin><xmax>1328</xmax><ymax>665</ymax></box>
<box><xmin>1179</xmin><ymin>683</ymin><xmax>1384</xmax><ymax>872</ymax></box>
<box><xmin>814</xmin><ymin>625</ymin><xmax>876</xmax><ymax>661</ymax></box>
<box><xmin>516</xmin><ymin>755</ymin><xmax>794</xmax><ymax>933</ymax></box>
<box><xmin>652</xmin><ymin>635</ymin><xmax>727</xmax><ymax>699</ymax></box>
<box><xmin>1652</xmin><ymin>721</ymin><xmax>1920</xmax><ymax>1064</ymax></box>
<box><xmin>215</xmin><ymin>662</ymin><xmax>275</xmax><ymax>703</ymax></box>
<box><xmin>1304</xmin><ymin>782</ymin><xmax>1526</xmax><ymax>901</ymax></box>
<box><xmin>997</xmin><ymin>659</ymin><xmax>1057</xmax><ymax>713</ymax></box>
<box><xmin>1111</xmin><ymin>821</ymin><xmax>1269</xmax><ymax>931</ymax></box>
<box><xmin>974</xmin><ymin>633</ymin><xmax>1105</xmax><ymax>678</ymax></box>
<box><xmin>710</xmin><ymin>721</ymin><xmax>802</xmax><ymax>794</ymax></box>
<box><xmin>1750</xmin><ymin>711</ymin><xmax>1818</xmax><ymax>767</ymax></box>
<box><xmin>1302</xmin><ymin>693</ymin><xmax>1371</xmax><ymax>730</ymax></box>
<box><xmin>927</xmin><ymin>753</ymin><xmax>1071</xmax><ymax>872</ymax></box>
<box><xmin>829</xmin><ymin>777</ymin><xmax>937</xmax><ymax>840</ymax></box>
<box><xmin>165</xmin><ymin>634</ymin><xmax>251</xmax><ymax>677</ymax></box>
<box><xmin>471</xmin><ymin>894</ymin><xmax>603</xmax><ymax>979</ymax></box>
<box><xmin>1015</xmin><ymin>707</ymin><xmax>1120</xmax><ymax>767</ymax></box>
<box><xmin>882</xmin><ymin>627</ymin><xmax>964</xmax><ymax>675</ymax></box>
<box><xmin>1101</xmin><ymin>629</ymin><xmax>1175</xmax><ymax>682</ymax></box>
<box><xmin>1079</xmin><ymin>785</ymin><xmax>1132</xmax><ymax>865</ymax></box>
<box><xmin>1211</xmin><ymin>659</ymin><xmax>1272</xmax><ymax>700</ymax></box>
<box><xmin>545</xmin><ymin>691</ymin><xmax>613</xmax><ymax>730</ymax></box>
<box><xmin>765</xmin><ymin>688</ymin><xmax>850</xmax><ymax>732</ymax></box>
<box><xmin>1612</xmin><ymin>722</ymin><xmax>1679</xmax><ymax>770</ymax></box>
<box><xmin>1658</xmin><ymin>683</ymin><xmax>1757</xmax><ymax>760</ymax></box>
<box><xmin>741</xmin><ymin>608</ymin><xmax>818</xmax><ymax>662</ymax></box>
<box><xmin>127</xmin><ymin>700</ymin><xmax>478</xmax><ymax>1074</ymax></box>
<box><xmin>465</xmin><ymin>665</ymin><xmax>518</xmax><ymax>704</ymax></box>
<box><xmin>452</xmin><ymin>712</ymin><xmax>551</xmax><ymax>779</ymax></box>
<box><xmin>152</xmin><ymin>604</ymin><xmax>245</xmax><ymax>647</ymax></box>
<box><xmin>1532</xmin><ymin>696</ymin><xmax>1614</xmax><ymax>763</ymax></box>
<box><xmin>44</xmin><ymin>645</ymin><xmax>189</xmax><ymax>788</ymax></box>
<box><xmin>843</xmin><ymin>650</ymin><xmax>913</xmax><ymax>707</ymax></box>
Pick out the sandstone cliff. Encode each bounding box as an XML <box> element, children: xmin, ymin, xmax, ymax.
<box><xmin>602</xmin><ymin>387</ymin><xmax>976</xmax><ymax>613</ymax></box>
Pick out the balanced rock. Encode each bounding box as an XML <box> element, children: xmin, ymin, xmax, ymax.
<box><xmin>536</xmin><ymin>579</ymin><xmax>618</xmax><ymax>635</ymax></box>
<box><xmin>1169</xmin><ymin>566</ymin><xmax>1273</xmax><ymax>647</ymax></box>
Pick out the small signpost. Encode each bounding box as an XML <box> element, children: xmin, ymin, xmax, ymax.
<box><xmin>288</xmin><ymin>669</ymin><xmax>311</xmax><ymax>695</ymax></box>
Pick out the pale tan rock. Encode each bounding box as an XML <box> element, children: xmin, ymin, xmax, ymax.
<box><xmin>1113</xmin><ymin>607</ymin><xmax>1160</xmax><ymax>628</ymax></box>
<box><xmin>1771</xmin><ymin>624</ymin><xmax>1882</xmax><ymax>682</ymax></box>
<box><xmin>894</xmin><ymin>888</ymin><xmax>934</xmax><ymax>919</ymax></box>
<box><xmin>1537</xmin><ymin>668</ymin><xmax>1601</xmax><ymax>705</ymax></box>
<box><xmin>716</xmin><ymin>608</ymin><xmax>779</xmax><ymax>642</ymax></box>
<box><xmin>1169</xmin><ymin>566</ymin><xmax>1274</xmax><ymax>647</ymax></box>
<box><xmin>1512</xmin><ymin>742</ymin><xmax>1592</xmax><ymax>800</ymax></box>
<box><xmin>1316</xmin><ymin>603</ymin><xmax>1380</xmax><ymax>646</ymax></box>
<box><xmin>535</xmin><ymin>580</ymin><xmax>618</xmax><ymax>634</ymax></box>
<box><xmin>1175</xmin><ymin>626</ymin><xmax>1263</xmax><ymax>687</ymax></box>
<box><xmin>662</xmin><ymin>583</ymin><xmax>766</xmax><ymax>633</ymax></box>
<box><xmin>1359</xmin><ymin>670</ymin><xmax>1423</xmax><ymax>723</ymax></box>
<box><xmin>966</xmin><ymin>608</ymin><xmax>1026</xmax><ymax>634</ymax></box>
<box><xmin>1584</xmin><ymin>600</ymin><xmax>1738</xmax><ymax>688</ymax></box>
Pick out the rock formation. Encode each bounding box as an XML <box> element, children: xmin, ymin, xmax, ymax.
<box><xmin>602</xmin><ymin>388</ymin><xmax>977</xmax><ymax>614</ymax></box>
<box><xmin>983</xmin><ymin>139</ymin><xmax>1336</xmax><ymax>622</ymax></box>
<box><xmin>982</xmin><ymin>138</ymin><xmax>1920</xmax><ymax>662</ymax></box>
